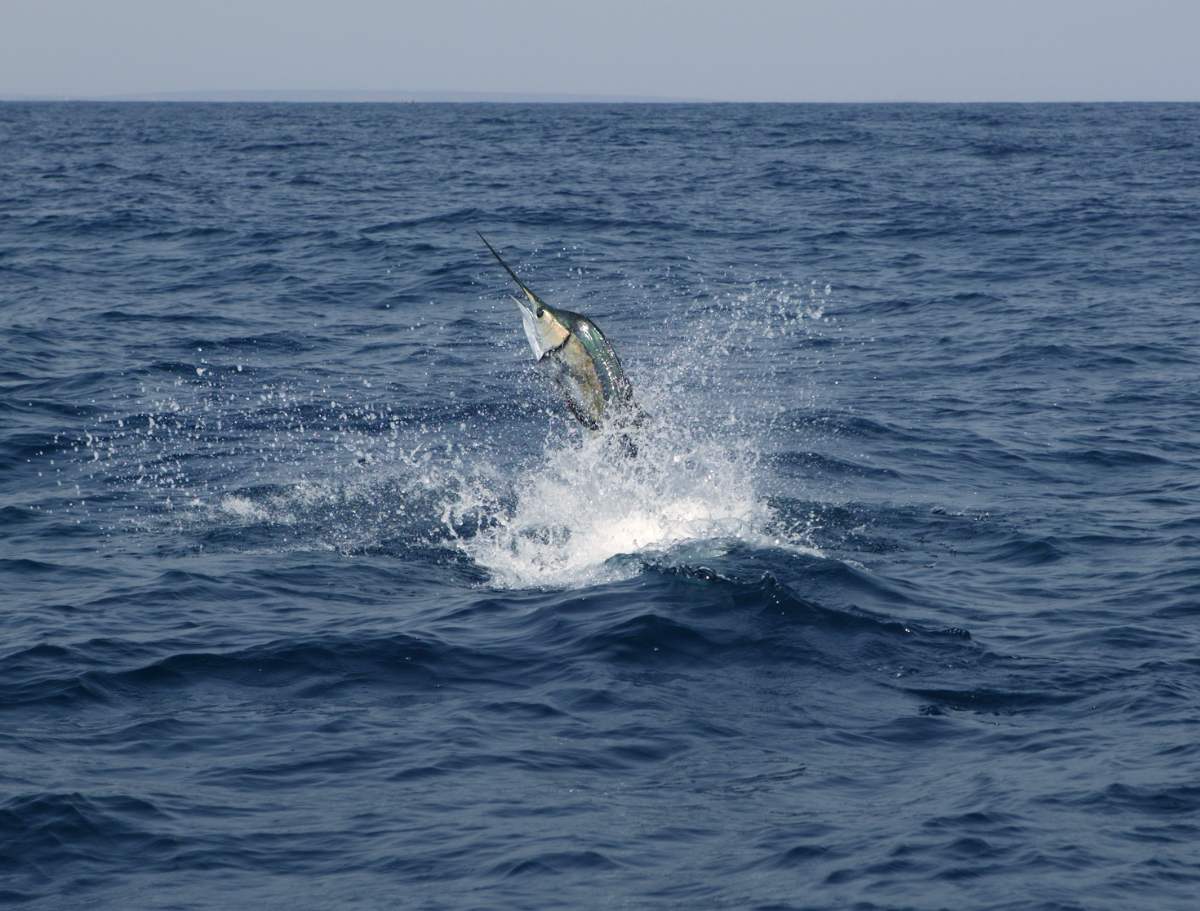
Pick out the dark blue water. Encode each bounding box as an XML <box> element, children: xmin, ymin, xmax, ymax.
<box><xmin>2</xmin><ymin>102</ymin><xmax>1199</xmax><ymax>910</ymax></box>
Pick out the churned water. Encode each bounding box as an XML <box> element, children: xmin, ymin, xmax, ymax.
<box><xmin>2</xmin><ymin>102</ymin><xmax>1199</xmax><ymax>910</ymax></box>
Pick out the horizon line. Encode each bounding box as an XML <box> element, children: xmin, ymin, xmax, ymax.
<box><xmin>2</xmin><ymin>89</ymin><xmax>1198</xmax><ymax>105</ymax></box>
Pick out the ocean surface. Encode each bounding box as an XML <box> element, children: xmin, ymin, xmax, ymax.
<box><xmin>1</xmin><ymin>102</ymin><xmax>1198</xmax><ymax>910</ymax></box>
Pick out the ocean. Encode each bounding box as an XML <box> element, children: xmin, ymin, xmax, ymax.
<box><xmin>1</xmin><ymin>101</ymin><xmax>1198</xmax><ymax>910</ymax></box>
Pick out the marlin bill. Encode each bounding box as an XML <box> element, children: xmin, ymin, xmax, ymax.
<box><xmin>478</xmin><ymin>233</ymin><xmax>644</xmax><ymax>434</ymax></box>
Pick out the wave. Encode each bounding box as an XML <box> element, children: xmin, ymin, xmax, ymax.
<box><xmin>0</xmin><ymin>630</ymin><xmax>509</xmax><ymax>711</ymax></box>
<box><xmin>0</xmin><ymin>792</ymin><xmax>177</xmax><ymax>889</ymax></box>
<box><xmin>0</xmin><ymin>565</ymin><xmax>981</xmax><ymax>711</ymax></box>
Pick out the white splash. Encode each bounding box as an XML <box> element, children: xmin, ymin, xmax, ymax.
<box><xmin>219</xmin><ymin>495</ymin><xmax>270</xmax><ymax>522</ymax></box>
<box><xmin>442</xmin><ymin>276</ymin><xmax>834</xmax><ymax>589</ymax></box>
<box><xmin>444</xmin><ymin>398</ymin><xmax>816</xmax><ymax>590</ymax></box>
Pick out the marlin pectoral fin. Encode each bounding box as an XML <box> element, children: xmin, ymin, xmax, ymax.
<box><xmin>511</xmin><ymin>295</ymin><xmax>548</xmax><ymax>359</ymax></box>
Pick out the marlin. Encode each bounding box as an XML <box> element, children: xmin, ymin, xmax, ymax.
<box><xmin>479</xmin><ymin>233</ymin><xmax>643</xmax><ymax>433</ymax></box>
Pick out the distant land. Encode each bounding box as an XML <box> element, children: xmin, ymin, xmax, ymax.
<box><xmin>0</xmin><ymin>89</ymin><xmax>707</xmax><ymax>103</ymax></box>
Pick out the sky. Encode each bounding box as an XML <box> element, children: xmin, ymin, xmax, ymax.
<box><xmin>2</xmin><ymin>0</ymin><xmax>1198</xmax><ymax>102</ymax></box>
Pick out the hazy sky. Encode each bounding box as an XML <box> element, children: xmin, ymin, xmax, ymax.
<box><xmin>3</xmin><ymin>0</ymin><xmax>1198</xmax><ymax>101</ymax></box>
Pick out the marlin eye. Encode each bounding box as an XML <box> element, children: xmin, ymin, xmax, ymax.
<box><xmin>536</xmin><ymin>308</ymin><xmax>544</xmax><ymax>318</ymax></box>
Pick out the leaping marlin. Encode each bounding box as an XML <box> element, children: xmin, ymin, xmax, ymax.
<box><xmin>479</xmin><ymin>233</ymin><xmax>643</xmax><ymax>434</ymax></box>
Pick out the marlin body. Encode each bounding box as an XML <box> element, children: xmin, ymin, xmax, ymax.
<box><xmin>479</xmin><ymin>234</ymin><xmax>641</xmax><ymax>432</ymax></box>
